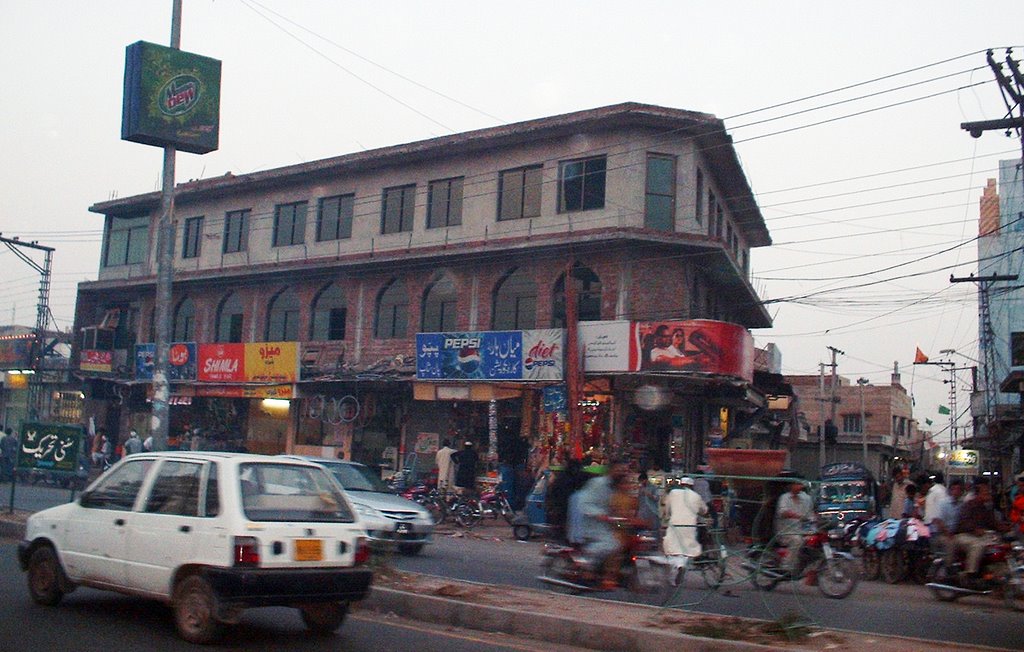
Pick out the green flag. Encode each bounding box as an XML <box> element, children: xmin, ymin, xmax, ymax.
<box><xmin>925</xmin><ymin>418</ymin><xmax>933</xmax><ymax>426</ymax></box>
<box><xmin>938</xmin><ymin>405</ymin><xmax>950</xmax><ymax>415</ymax></box>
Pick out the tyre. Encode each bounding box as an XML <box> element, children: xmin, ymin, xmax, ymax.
<box><xmin>513</xmin><ymin>524</ymin><xmax>531</xmax><ymax>541</ymax></box>
<box><xmin>300</xmin><ymin>602</ymin><xmax>348</xmax><ymax>635</ymax></box>
<box><xmin>861</xmin><ymin>548</ymin><xmax>880</xmax><ymax>581</ymax></box>
<box><xmin>926</xmin><ymin>561</ymin><xmax>960</xmax><ymax>602</ymax></box>
<box><xmin>749</xmin><ymin>548</ymin><xmax>780</xmax><ymax>592</ymax></box>
<box><xmin>27</xmin><ymin>546</ymin><xmax>67</xmax><ymax>606</ymax></box>
<box><xmin>173</xmin><ymin>575</ymin><xmax>224</xmax><ymax>644</ymax></box>
<box><xmin>1004</xmin><ymin>568</ymin><xmax>1024</xmax><ymax>612</ymax></box>
<box><xmin>541</xmin><ymin>554</ymin><xmax>581</xmax><ymax>594</ymax></box>
<box><xmin>455</xmin><ymin>503</ymin><xmax>482</xmax><ymax>528</ymax></box>
<box><xmin>699</xmin><ymin>548</ymin><xmax>727</xmax><ymax>589</ymax></box>
<box><xmin>817</xmin><ymin>558</ymin><xmax>858</xmax><ymax>599</ymax></box>
<box><xmin>880</xmin><ymin>548</ymin><xmax>906</xmax><ymax>584</ymax></box>
<box><xmin>424</xmin><ymin>497</ymin><xmax>447</xmax><ymax>525</ymax></box>
<box><xmin>398</xmin><ymin>542</ymin><xmax>425</xmax><ymax>556</ymax></box>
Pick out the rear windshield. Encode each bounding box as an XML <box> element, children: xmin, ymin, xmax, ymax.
<box><xmin>239</xmin><ymin>462</ymin><xmax>355</xmax><ymax>523</ymax></box>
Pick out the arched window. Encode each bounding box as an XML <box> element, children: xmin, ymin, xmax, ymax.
<box><xmin>375</xmin><ymin>279</ymin><xmax>408</xmax><ymax>339</ymax></box>
<box><xmin>421</xmin><ymin>274</ymin><xmax>457</xmax><ymax>332</ymax></box>
<box><xmin>551</xmin><ymin>264</ymin><xmax>602</xmax><ymax>327</ymax></box>
<box><xmin>266</xmin><ymin>288</ymin><xmax>301</xmax><ymax>341</ymax></box>
<box><xmin>216</xmin><ymin>293</ymin><xmax>245</xmax><ymax>343</ymax></box>
<box><xmin>172</xmin><ymin>298</ymin><xmax>195</xmax><ymax>342</ymax></box>
<box><xmin>311</xmin><ymin>284</ymin><xmax>347</xmax><ymax>341</ymax></box>
<box><xmin>492</xmin><ymin>268</ymin><xmax>537</xmax><ymax>330</ymax></box>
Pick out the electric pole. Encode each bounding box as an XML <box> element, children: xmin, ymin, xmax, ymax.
<box><xmin>827</xmin><ymin>346</ymin><xmax>844</xmax><ymax>464</ymax></box>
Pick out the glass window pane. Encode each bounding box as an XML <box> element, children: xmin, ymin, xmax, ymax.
<box><xmin>105</xmin><ymin>228</ymin><xmax>128</xmax><ymax>266</ymax></box>
<box><xmin>645</xmin><ymin>195</ymin><xmax>674</xmax><ymax>231</ymax></box>
<box><xmin>338</xmin><ymin>195</ymin><xmax>353</xmax><ymax>239</ymax></box>
<box><xmin>646</xmin><ymin>157</ymin><xmax>674</xmax><ymax>195</ymax></box>
<box><xmin>582</xmin><ymin>158</ymin><xmax>606</xmax><ymax>210</ymax></box>
<box><xmin>523</xmin><ymin>167</ymin><xmax>542</xmax><ymax>218</ymax></box>
<box><xmin>500</xmin><ymin>170</ymin><xmax>524</xmax><ymax>220</ymax></box>
<box><xmin>448</xmin><ymin>178</ymin><xmax>463</xmax><ymax>226</ymax></box>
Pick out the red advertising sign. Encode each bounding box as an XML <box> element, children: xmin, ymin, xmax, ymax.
<box><xmin>80</xmin><ymin>350</ymin><xmax>113</xmax><ymax>374</ymax></box>
<box><xmin>197</xmin><ymin>343</ymin><xmax>245</xmax><ymax>382</ymax></box>
<box><xmin>634</xmin><ymin>319</ymin><xmax>754</xmax><ymax>381</ymax></box>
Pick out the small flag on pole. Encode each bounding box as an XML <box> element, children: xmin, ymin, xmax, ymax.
<box><xmin>925</xmin><ymin>418</ymin><xmax>933</xmax><ymax>426</ymax></box>
<box><xmin>938</xmin><ymin>405</ymin><xmax>950</xmax><ymax>415</ymax></box>
<box><xmin>914</xmin><ymin>347</ymin><xmax>929</xmax><ymax>364</ymax></box>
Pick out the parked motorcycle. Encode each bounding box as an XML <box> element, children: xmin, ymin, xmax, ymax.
<box><xmin>925</xmin><ymin>533</ymin><xmax>1024</xmax><ymax>611</ymax></box>
<box><xmin>478</xmin><ymin>488</ymin><xmax>516</xmax><ymax>524</ymax></box>
<box><xmin>746</xmin><ymin>521</ymin><xmax>859</xmax><ymax>599</ymax></box>
<box><xmin>538</xmin><ymin>517</ymin><xmax>666</xmax><ymax>593</ymax></box>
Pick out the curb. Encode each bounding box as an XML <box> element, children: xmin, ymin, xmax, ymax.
<box><xmin>362</xmin><ymin>585</ymin><xmax>776</xmax><ymax>652</ymax></box>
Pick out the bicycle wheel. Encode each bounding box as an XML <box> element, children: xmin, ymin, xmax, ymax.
<box><xmin>749</xmin><ymin>547</ymin><xmax>781</xmax><ymax>592</ymax></box>
<box><xmin>698</xmin><ymin>547</ymin><xmax>727</xmax><ymax>589</ymax></box>
<box><xmin>424</xmin><ymin>496</ymin><xmax>447</xmax><ymax>525</ymax></box>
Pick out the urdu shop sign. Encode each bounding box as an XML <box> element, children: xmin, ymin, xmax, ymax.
<box><xmin>122</xmin><ymin>41</ymin><xmax>221</xmax><ymax>154</ymax></box>
<box><xmin>16</xmin><ymin>422</ymin><xmax>85</xmax><ymax>474</ymax></box>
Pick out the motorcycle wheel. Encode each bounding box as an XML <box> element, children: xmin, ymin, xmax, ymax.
<box><xmin>880</xmin><ymin>548</ymin><xmax>906</xmax><ymax>584</ymax></box>
<box><xmin>455</xmin><ymin>503</ymin><xmax>482</xmax><ymax>528</ymax></box>
<box><xmin>1004</xmin><ymin>568</ymin><xmax>1024</xmax><ymax>612</ymax></box>
<box><xmin>425</xmin><ymin>497</ymin><xmax>447</xmax><ymax>526</ymax></box>
<box><xmin>749</xmin><ymin>548</ymin><xmax>780</xmax><ymax>592</ymax></box>
<box><xmin>542</xmin><ymin>554</ymin><xmax>582</xmax><ymax>594</ymax></box>
<box><xmin>818</xmin><ymin>558</ymin><xmax>858</xmax><ymax>599</ymax></box>
<box><xmin>926</xmin><ymin>562</ymin><xmax>961</xmax><ymax>602</ymax></box>
<box><xmin>861</xmin><ymin>548</ymin><xmax>881</xmax><ymax>581</ymax></box>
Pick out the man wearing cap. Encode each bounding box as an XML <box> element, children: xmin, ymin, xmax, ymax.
<box><xmin>663</xmin><ymin>476</ymin><xmax>708</xmax><ymax>579</ymax></box>
<box><xmin>451</xmin><ymin>441</ymin><xmax>479</xmax><ymax>495</ymax></box>
<box><xmin>775</xmin><ymin>477</ymin><xmax>813</xmax><ymax>574</ymax></box>
<box><xmin>123</xmin><ymin>430</ymin><xmax>143</xmax><ymax>456</ymax></box>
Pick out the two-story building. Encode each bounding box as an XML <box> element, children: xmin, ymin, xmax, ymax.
<box><xmin>74</xmin><ymin>102</ymin><xmax>772</xmax><ymax>472</ymax></box>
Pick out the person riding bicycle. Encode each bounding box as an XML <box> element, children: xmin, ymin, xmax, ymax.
<box><xmin>570</xmin><ymin>460</ymin><xmax>630</xmax><ymax>589</ymax></box>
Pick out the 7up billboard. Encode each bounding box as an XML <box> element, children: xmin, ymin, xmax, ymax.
<box><xmin>122</xmin><ymin>41</ymin><xmax>221</xmax><ymax>154</ymax></box>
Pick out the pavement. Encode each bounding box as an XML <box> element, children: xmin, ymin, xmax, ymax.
<box><xmin>0</xmin><ymin>508</ymin><xmax>1001</xmax><ymax>652</ymax></box>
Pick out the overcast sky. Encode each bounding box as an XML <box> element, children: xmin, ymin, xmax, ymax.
<box><xmin>2</xmin><ymin>1</ymin><xmax>1022</xmax><ymax>447</ymax></box>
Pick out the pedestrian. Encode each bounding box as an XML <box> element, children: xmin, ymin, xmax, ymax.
<box><xmin>637</xmin><ymin>472</ymin><xmax>661</xmax><ymax>531</ymax></box>
<box><xmin>451</xmin><ymin>441</ymin><xmax>479</xmax><ymax>495</ymax></box>
<box><xmin>91</xmin><ymin>428</ymin><xmax>106</xmax><ymax>466</ymax></box>
<box><xmin>663</xmin><ymin>476</ymin><xmax>708</xmax><ymax>581</ymax></box>
<box><xmin>123</xmin><ymin>430</ymin><xmax>143</xmax><ymax>456</ymax></box>
<box><xmin>901</xmin><ymin>483</ymin><xmax>921</xmax><ymax>519</ymax></box>
<box><xmin>775</xmin><ymin>477</ymin><xmax>813</xmax><ymax>575</ymax></box>
<box><xmin>1</xmin><ymin>426</ymin><xmax>18</xmax><ymax>482</ymax></box>
<box><xmin>888</xmin><ymin>467</ymin><xmax>911</xmax><ymax>519</ymax></box>
<box><xmin>923</xmin><ymin>472</ymin><xmax>948</xmax><ymax>534</ymax></box>
<box><xmin>435</xmin><ymin>439</ymin><xmax>456</xmax><ymax>492</ymax></box>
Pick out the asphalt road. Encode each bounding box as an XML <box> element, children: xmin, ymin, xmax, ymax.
<box><xmin>394</xmin><ymin>528</ymin><xmax>1024</xmax><ymax>650</ymax></box>
<box><xmin>0</xmin><ymin>542</ymin><xmax>587</xmax><ymax>652</ymax></box>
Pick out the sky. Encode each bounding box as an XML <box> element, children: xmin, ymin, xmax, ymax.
<box><xmin>2</xmin><ymin>1</ymin><xmax>1023</xmax><ymax>447</ymax></box>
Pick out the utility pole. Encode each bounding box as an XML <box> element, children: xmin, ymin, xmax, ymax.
<box><xmin>151</xmin><ymin>0</ymin><xmax>183</xmax><ymax>451</ymax></box>
<box><xmin>818</xmin><ymin>363</ymin><xmax>826</xmax><ymax>470</ymax></box>
<box><xmin>563</xmin><ymin>260</ymin><xmax>582</xmax><ymax>460</ymax></box>
<box><xmin>961</xmin><ymin>49</ymin><xmax>1024</xmax><ymax>196</ymax></box>
<box><xmin>0</xmin><ymin>235</ymin><xmax>55</xmax><ymax>420</ymax></box>
<box><xmin>827</xmin><ymin>346</ymin><xmax>844</xmax><ymax>464</ymax></box>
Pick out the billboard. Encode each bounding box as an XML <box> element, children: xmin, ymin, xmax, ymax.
<box><xmin>245</xmin><ymin>342</ymin><xmax>299</xmax><ymax>383</ymax></box>
<box><xmin>416</xmin><ymin>330</ymin><xmax>564</xmax><ymax>381</ymax></box>
<box><xmin>197</xmin><ymin>343</ymin><xmax>245</xmax><ymax>382</ymax></box>
<box><xmin>135</xmin><ymin>342</ymin><xmax>197</xmax><ymax>381</ymax></box>
<box><xmin>0</xmin><ymin>334</ymin><xmax>33</xmax><ymax>371</ymax></box>
<box><xmin>122</xmin><ymin>41</ymin><xmax>221</xmax><ymax>154</ymax></box>
<box><xmin>17</xmin><ymin>422</ymin><xmax>85</xmax><ymax>474</ymax></box>
<box><xmin>80</xmin><ymin>350</ymin><xmax>113</xmax><ymax>374</ymax></box>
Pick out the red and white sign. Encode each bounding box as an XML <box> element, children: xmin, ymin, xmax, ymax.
<box><xmin>80</xmin><ymin>349</ymin><xmax>113</xmax><ymax>373</ymax></box>
<box><xmin>197</xmin><ymin>343</ymin><xmax>245</xmax><ymax>382</ymax></box>
<box><xmin>522</xmin><ymin>329</ymin><xmax>564</xmax><ymax>381</ymax></box>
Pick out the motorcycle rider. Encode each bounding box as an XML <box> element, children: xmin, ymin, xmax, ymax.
<box><xmin>775</xmin><ymin>476</ymin><xmax>814</xmax><ymax>575</ymax></box>
<box><xmin>952</xmin><ymin>478</ymin><xmax>1007</xmax><ymax>583</ymax></box>
<box><xmin>571</xmin><ymin>459</ymin><xmax>630</xmax><ymax>589</ymax></box>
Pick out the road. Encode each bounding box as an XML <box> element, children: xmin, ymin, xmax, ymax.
<box><xmin>394</xmin><ymin>527</ymin><xmax>1024</xmax><ymax>650</ymax></box>
<box><xmin>0</xmin><ymin>542</ymin><xmax>587</xmax><ymax>652</ymax></box>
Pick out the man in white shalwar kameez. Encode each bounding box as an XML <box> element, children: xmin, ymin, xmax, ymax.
<box><xmin>663</xmin><ymin>476</ymin><xmax>708</xmax><ymax>581</ymax></box>
<box><xmin>435</xmin><ymin>440</ymin><xmax>456</xmax><ymax>491</ymax></box>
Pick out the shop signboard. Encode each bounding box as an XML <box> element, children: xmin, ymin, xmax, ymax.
<box><xmin>80</xmin><ymin>350</ymin><xmax>113</xmax><ymax>374</ymax></box>
<box><xmin>197</xmin><ymin>343</ymin><xmax>245</xmax><ymax>382</ymax></box>
<box><xmin>635</xmin><ymin>319</ymin><xmax>753</xmax><ymax>381</ymax></box>
<box><xmin>244</xmin><ymin>342</ymin><xmax>298</xmax><ymax>382</ymax></box>
<box><xmin>195</xmin><ymin>384</ymin><xmax>293</xmax><ymax>399</ymax></box>
<box><xmin>416</xmin><ymin>330</ymin><xmax>566</xmax><ymax>381</ymax></box>
<box><xmin>134</xmin><ymin>342</ymin><xmax>197</xmax><ymax>381</ymax></box>
<box><xmin>579</xmin><ymin>320</ymin><xmax>633</xmax><ymax>372</ymax></box>
<box><xmin>946</xmin><ymin>449</ymin><xmax>980</xmax><ymax>474</ymax></box>
<box><xmin>542</xmin><ymin>385</ymin><xmax>567</xmax><ymax>413</ymax></box>
<box><xmin>0</xmin><ymin>334</ymin><xmax>33</xmax><ymax>371</ymax></box>
<box><xmin>122</xmin><ymin>41</ymin><xmax>221</xmax><ymax>154</ymax></box>
<box><xmin>16</xmin><ymin>422</ymin><xmax>84</xmax><ymax>474</ymax></box>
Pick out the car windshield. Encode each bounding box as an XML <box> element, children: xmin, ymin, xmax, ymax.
<box><xmin>238</xmin><ymin>462</ymin><xmax>355</xmax><ymax>523</ymax></box>
<box><xmin>322</xmin><ymin>462</ymin><xmax>390</xmax><ymax>493</ymax></box>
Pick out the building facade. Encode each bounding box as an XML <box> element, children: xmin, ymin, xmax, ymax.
<box><xmin>74</xmin><ymin>103</ymin><xmax>773</xmax><ymax>473</ymax></box>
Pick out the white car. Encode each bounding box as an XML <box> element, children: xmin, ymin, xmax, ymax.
<box><xmin>18</xmin><ymin>452</ymin><xmax>372</xmax><ymax>644</ymax></box>
<box><xmin>283</xmin><ymin>456</ymin><xmax>434</xmax><ymax>555</ymax></box>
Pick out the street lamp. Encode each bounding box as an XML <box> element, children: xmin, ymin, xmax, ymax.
<box><xmin>857</xmin><ymin>378</ymin><xmax>869</xmax><ymax>467</ymax></box>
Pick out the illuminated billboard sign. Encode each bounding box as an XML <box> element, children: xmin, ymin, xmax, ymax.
<box><xmin>122</xmin><ymin>41</ymin><xmax>221</xmax><ymax>154</ymax></box>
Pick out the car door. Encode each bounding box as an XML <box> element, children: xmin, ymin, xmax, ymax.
<box><xmin>125</xmin><ymin>459</ymin><xmax>205</xmax><ymax>596</ymax></box>
<box><xmin>63</xmin><ymin>458</ymin><xmax>152</xmax><ymax>586</ymax></box>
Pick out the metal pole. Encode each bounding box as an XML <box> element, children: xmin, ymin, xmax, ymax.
<box><xmin>858</xmin><ymin>378</ymin><xmax>868</xmax><ymax>467</ymax></box>
<box><xmin>818</xmin><ymin>363</ymin><xmax>826</xmax><ymax>470</ymax></box>
<box><xmin>151</xmin><ymin>0</ymin><xmax>182</xmax><ymax>451</ymax></box>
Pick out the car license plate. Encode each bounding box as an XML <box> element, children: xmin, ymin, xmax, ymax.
<box><xmin>294</xmin><ymin>538</ymin><xmax>323</xmax><ymax>561</ymax></box>
<box><xmin>395</xmin><ymin>522</ymin><xmax>411</xmax><ymax>534</ymax></box>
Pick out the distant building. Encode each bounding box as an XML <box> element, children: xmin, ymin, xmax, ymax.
<box><xmin>785</xmin><ymin>363</ymin><xmax>917</xmax><ymax>480</ymax></box>
<box><xmin>974</xmin><ymin>159</ymin><xmax>1024</xmax><ymax>475</ymax></box>
<box><xmin>0</xmin><ymin>325</ymin><xmax>78</xmax><ymax>429</ymax></box>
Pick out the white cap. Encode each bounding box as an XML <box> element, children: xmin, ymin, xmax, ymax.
<box><xmin>678</xmin><ymin>476</ymin><xmax>695</xmax><ymax>486</ymax></box>
<box><xmin>130</xmin><ymin>430</ymin><xmax>138</xmax><ymax>436</ymax></box>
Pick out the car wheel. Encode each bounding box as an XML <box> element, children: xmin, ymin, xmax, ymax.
<box><xmin>300</xmin><ymin>602</ymin><xmax>348</xmax><ymax>635</ymax></box>
<box><xmin>398</xmin><ymin>543</ymin><xmax>424</xmax><ymax>556</ymax></box>
<box><xmin>27</xmin><ymin>546</ymin><xmax>67</xmax><ymax>606</ymax></box>
<box><xmin>173</xmin><ymin>575</ymin><xmax>224</xmax><ymax>644</ymax></box>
